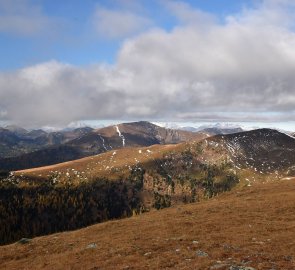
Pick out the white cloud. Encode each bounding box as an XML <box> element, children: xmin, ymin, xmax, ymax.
<box><xmin>163</xmin><ymin>0</ymin><xmax>216</xmax><ymax>26</ymax></box>
<box><xmin>1</xmin><ymin>1</ymin><xmax>295</xmax><ymax>127</ymax></box>
<box><xmin>92</xmin><ymin>6</ymin><xmax>151</xmax><ymax>39</ymax></box>
<box><xmin>0</xmin><ymin>109</ymin><xmax>7</xmax><ymax>118</ymax></box>
<box><xmin>0</xmin><ymin>0</ymin><xmax>56</xmax><ymax>36</ymax></box>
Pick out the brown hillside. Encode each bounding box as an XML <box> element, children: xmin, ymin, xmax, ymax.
<box><xmin>1</xmin><ymin>179</ymin><xmax>295</xmax><ymax>269</ymax></box>
<box><xmin>95</xmin><ymin>121</ymin><xmax>199</xmax><ymax>143</ymax></box>
<box><xmin>15</xmin><ymin>144</ymin><xmax>182</xmax><ymax>180</ymax></box>
<box><xmin>1</xmin><ymin>138</ymin><xmax>234</xmax><ymax>245</ymax></box>
<box><xmin>3</xmin><ymin>129</ymin><xmax>295</xmax><ymax>250</ymax></box>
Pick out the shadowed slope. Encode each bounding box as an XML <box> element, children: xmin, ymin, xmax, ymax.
<box><xmin>211</xmin><ymin>128</ymin><xmax>295</xmax><ymax>174</ymax></box>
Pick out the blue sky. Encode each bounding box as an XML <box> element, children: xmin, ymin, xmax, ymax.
<box><xmin>1</xmin><ymin>0</ymin><xmax>295</xmax><ymax>129</ymax></box>
<box><xmin>0</xmin><ymin>0</ymin><xmax>256</xmax><ymax>70</ymax></box>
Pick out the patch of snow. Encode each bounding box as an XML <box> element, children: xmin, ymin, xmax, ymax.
<box><xmin>98</xmin><ymin>135</ymin><xmax>107</xmax><ymax>150</ymax></box>
<box><xmin>245</xmin><ymin>178</ymin><xmax>251</xmax><ymax>186</ymax></box>
<box><xmin>115</xmin><ymin>125</ymin><xmax>125</xmax><ymax>147</ymax></box>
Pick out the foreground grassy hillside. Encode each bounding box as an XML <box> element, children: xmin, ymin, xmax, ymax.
<box><xmin>1</xmin><ymin>179</ymin><xmax>295</xmax><ymax>269</ymax></box>
<box><xmin>0</xmin><ymin>140</ymin><xmax>238</xmax><ymax>245</ymax></box>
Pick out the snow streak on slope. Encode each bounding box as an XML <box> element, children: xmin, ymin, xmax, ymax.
<box><xmin>115</xmin><ymin>125</ymin><xmax>125</xmax><ymax>147</ymax></box>
<box><xmin>98</xmin><ymin>135</ymin><xmax>107</xmax><ymax>151</ymax></box>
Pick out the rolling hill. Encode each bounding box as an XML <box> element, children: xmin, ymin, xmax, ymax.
<box><xmin>12</xmin><ymin>128</ymin><xmax>294</xmax><ymax>185</ymax></box>
<box><xmin>211</xmin><ymin>128</ymin><xmax>295</xmax><ymax>175</ymax></box>
<box><xmin>0</xmin><ymin>134</ymin><xmax>233</xmax><ymax>245</ymax></box>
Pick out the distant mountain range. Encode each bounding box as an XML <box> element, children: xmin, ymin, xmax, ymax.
<box><xmin>1</xmin><ymin>121</ymin><xmax>294</xmax><ymax>172</ymax></box>
<box><xmin>180</xmin><ymin>123</ymin><xmax>244</xmax><ymax>135</ymax></box>
<box><xmin>0</xmin><ymin>121</ymin><xmax>206</xmax><ymax>171</ymax></box>
<box><xmin>0</xmin><ymin>125</ymin><xmax>93</xmax><ymax>159</ymax></box>
<box><xmin>198</xmin><ymin>126</ymin><xmax>244</xmax><ymax>135</ymax></box>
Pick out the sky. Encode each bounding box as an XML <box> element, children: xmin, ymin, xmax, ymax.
<box><xmin>1</xmin><ymin>0</ymin><xmax>295</xmax><ymax>129</ymax></box>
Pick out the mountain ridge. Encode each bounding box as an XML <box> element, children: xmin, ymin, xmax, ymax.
<box><xmin>0</xmin><ymin>121</ymin><xmax>206</xmax><ymax>172</ymax></box>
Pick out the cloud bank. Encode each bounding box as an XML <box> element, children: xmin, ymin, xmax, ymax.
<box><xmin>1</xmin><ymin>0</ymin><xmax>295</xmax><ymax>127</ymax></box>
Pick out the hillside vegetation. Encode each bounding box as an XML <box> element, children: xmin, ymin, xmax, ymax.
<box><xmin>0</xmin><ymin>139</ymin><xmax>237</xmax><ymax>245</ymax></box>
<box><xmin>1</xmin><ymin>179</ymin><xmax>295</xmax><ymax>269</ymax></box>
<box><xmin>1</xmin><ymin>128</ymin><xmax>295</xmax><ymax>252</ymax></box>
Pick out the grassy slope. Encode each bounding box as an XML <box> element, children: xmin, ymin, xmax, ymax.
<box><xmin>2</xmin><ymin>138</ymin><xmax>239</xmax><ymax>246</ymax></box>
<box><xmin>1</xmin><ymin>179</ymin><xmax>295</xmax><ymax>270</ymax></box>
<box><xmin>14</xmin><ymin>138</ymin><xmax>222</xmax><ymax>184</ymax></box>
<box><xmin>14</xmin><ymin>144</ymin><xmax>180</xmax><ymax>181</ymax></box>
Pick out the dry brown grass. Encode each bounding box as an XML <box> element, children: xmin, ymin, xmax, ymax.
<box><xmin>1</xmin><ymin>179</ymin><xmax>295</xmax><ymax>269</ymax></box>
<box><xmin>15</xmin><ymin>144</ymin><xmax>182</xmax><ymax>181</ymax></box>
<box><xmin>14</xmin><ymin>136</ymin><xmax>225</xmax><ymax>186</ymax></box>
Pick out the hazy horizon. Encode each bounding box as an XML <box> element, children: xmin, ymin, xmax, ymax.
<box><xmin>2</xmin><ymin>119</ymin><xmax>295</xmax><ymax>133</ymax></box>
